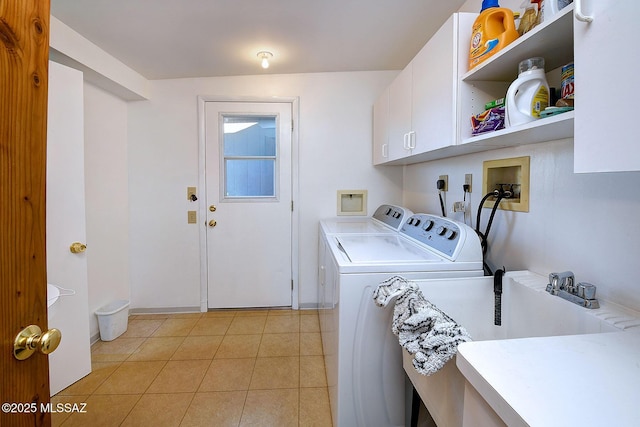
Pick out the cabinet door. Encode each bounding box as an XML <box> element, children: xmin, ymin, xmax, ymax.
<box><xmin>373</xmin><ymin>87</ymin><xmax>390</xmax><ymax>165</ymax></box>
<box><xmin>412</xmin><ymin>14</ymin><xmax>457</xmax><ymax>154</ymax></box>
<box><xmin>574</xmin><ymin>1</ymin><xmax>640</xmax><ymax>172</ymax></box>
<box><xmin>387</xmin><ymin>65</ymin><xmax>413</xmax><ymax>161</ymax></box>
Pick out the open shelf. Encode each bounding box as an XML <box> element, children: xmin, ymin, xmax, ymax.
<box><xmin>462</xmin><ymin>110</ymin><xmax>574</xmax><ymax>146</ymax></box>
<box><xmin>462</xmin><ymin>5</ymin><xmax>574</xmax><ymax>82</ymax></box>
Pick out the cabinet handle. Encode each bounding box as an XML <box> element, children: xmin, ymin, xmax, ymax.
<box><xmin>382</xmin><ymin>143</ymin><xmax>388</xmax><ymax>158</ymax></box>
<box><xmin>574</xmin><ymin>0</ymin><xmax>593</xmax><ymax>23</ymax></box>
<box><xmin>403</xmin><ymin>133</ymin><xmax>409</xmax><ymax>150</ymax></box>
<box><xmin>408</xmin><ymin>131</ymin><xmax>416</xmax><ymax>149</ymax></box>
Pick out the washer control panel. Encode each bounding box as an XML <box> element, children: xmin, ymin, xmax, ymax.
<box><xmin>372</xmin><ymin>204</ymin><xmax>413</xmax><ymax>231</ymax></box>
<box><xmin>400</xmin><ymin>214</ymin><xmax>463</xmax><ymax>258</ymax></box>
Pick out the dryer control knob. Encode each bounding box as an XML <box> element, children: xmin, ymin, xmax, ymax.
<box><xmin>436</xmin><ymin>226</ymin><xmax>447</xmax><ymax>236</ymax></box>
<box><xmin>445</xmin><ymin>229</ymin><xmax>457</xmax><ymax>240</ymax></box>
<box><xmin>423</xmin><ymin>220</ymin><xmax>434</xmax><ymax>231</ymax></box>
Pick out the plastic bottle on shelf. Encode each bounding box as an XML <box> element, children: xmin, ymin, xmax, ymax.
<box><xmin>517</xmin><ymin>0</ymin><xmax>538</xmax><ymax>35</ymax></box>
<box><xmin>505</xmin><ymin>57</ymin><xmax>550</xmax><ymax>127</ymax></box>
<box><xmin>468</xmin><ymin>0</ymin><xmax>520</xmax><ymax>70</ymax></box>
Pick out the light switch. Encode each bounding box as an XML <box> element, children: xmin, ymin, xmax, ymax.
<box><xmin>187</xmin><ymin>186</ymin><xmax>197</xmax><ymax>201</ymax></box>
<box><xmin>187</xmin><ymin>210</ymin><xmax>197</xmax><ymax>224</ymax></box>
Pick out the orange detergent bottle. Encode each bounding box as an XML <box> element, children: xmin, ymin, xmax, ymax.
<box><xmin>468</xmin><ymin>0</ymin><xmax>519</xmax><ymax>70</ymax></box>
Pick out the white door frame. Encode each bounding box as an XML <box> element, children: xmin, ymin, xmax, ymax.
<box><xmin>197</xmin><ymin>95</ymin><xmax>300</xmax><ymax>311</ymax></box>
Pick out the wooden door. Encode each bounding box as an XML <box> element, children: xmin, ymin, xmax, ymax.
<box><xmin>0</xmin><ymin>1</ymin><xmax>52</xmax><ymax>426</ymax></box>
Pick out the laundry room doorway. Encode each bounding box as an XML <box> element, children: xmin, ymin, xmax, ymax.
<box><xmin>200</xmin><ymin>99</ymin><xmax>297</xmax><ymax>309</ymax></box>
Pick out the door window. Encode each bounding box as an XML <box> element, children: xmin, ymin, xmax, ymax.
<box><xmin>222</xmin><ymin>115</ymin><xmax>277</xmax><ymax>199</ymax></box>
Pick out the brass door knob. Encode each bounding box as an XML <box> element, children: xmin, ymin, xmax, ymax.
<box><xmin>208</xmin><ymin>220</ymin><xmax>217</xmax><ymax>227</ymax></box>
<box><xmin>14</xmin><ymin>325</ymin><xmax>62</xmax><ymax>360</ymax></box>
<box><xmin>69</xmin><ymin>242</ymin><xmax>87</xmax><ymax>254</ymax></box>
<box><xmin>209</xmin><ymin>205</ymin><xmax>217</xmax><ymax>212</ymax></box>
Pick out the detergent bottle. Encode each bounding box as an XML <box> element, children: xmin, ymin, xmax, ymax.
<box><xmin>468</xmin><ymin>0</ymin><xmax>519</xmax><ymax>70</ymax></box>
<box><xmin>505</xmin><ymin>57</ymin><xmax>550</xmax><ymax>127</ymax></box>
<box><xmin>538</xmin><ymin>0</ymin><xmax>561</xmax><ymax>24</ymax></box>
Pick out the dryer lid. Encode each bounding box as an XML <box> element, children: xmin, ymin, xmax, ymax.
<box><xmin>334</xmin><ymin>235</ymin><xmax>442</xmax><ymax>264</ymax></box>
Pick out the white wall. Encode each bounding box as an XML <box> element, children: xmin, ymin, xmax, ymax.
<box><xmin>84</xmin><ymin>82</ymin><xmax>130</xmax><ymax>337</ymax></box>
<box><xmin>127</xmin><ymin>71</ymin><xmax>403</xmax><ymax>310</ymax></box>
<box><xmin>402</xmin><ymin>139</ymin><xmax>640</xmax><ymax>312</ymax></box>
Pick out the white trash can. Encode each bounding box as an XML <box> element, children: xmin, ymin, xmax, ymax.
<box><xmin>95</xmin><ymin>300</ymin><xmax>130</xmax><ymax>341</ymax></box>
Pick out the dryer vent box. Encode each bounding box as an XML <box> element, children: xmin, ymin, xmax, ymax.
<box><xmin>337</xmin><ymin>190</ymin><xmax>367</xmax><ymax>216</ymax></box>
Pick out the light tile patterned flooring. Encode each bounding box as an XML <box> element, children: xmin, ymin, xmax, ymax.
<box><xmin>52</xmin><ymin>309</ymin><xmax>332</xmax><ymax>426</ymax></box>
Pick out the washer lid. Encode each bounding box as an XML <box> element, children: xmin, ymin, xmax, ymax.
<box><xmin>334</xmin><ymin>235</ymin><xmax>443</xmax><ymax>264</ymax></box>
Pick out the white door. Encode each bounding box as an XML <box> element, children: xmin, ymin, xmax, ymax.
<box><xmin>205</xmin><ymin>101</ymin><xmax>293</xmax><ymax>308</ymax></box>
<box><xmin>46</xmin><ymin>61</ymin><xmax>92</xmax><ymax>395</ymax></box>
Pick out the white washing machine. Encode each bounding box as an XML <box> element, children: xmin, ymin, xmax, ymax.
<box><xmin>318</xmin><ymin>213</ymin><xmax>484</xmax><ymax>427</ymax></box>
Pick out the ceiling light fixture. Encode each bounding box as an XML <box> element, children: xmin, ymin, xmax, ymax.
<box><xmin>257</xmin><ymin>51</ymin><xmax>273</xmax><ymax>69</ymax></box>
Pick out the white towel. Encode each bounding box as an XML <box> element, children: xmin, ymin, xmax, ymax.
<box><xmin>373</xmin><ymin>276</ymin><xmax>472</xmax><ymax>375</ymax></box>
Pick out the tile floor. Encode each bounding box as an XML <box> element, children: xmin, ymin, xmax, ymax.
<box><xmin>52</xmin><ymin>309</ymin><xmax>332</xmax><ymax>426</ymax></box>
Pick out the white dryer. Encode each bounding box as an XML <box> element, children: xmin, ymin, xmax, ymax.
<box><xmin>319</xmin><ymin>213</ymin><xmax>484</xmax><ymax>427</ymax></box>
<box><xmin>318</xmin><ymin>204</ymin><xmax>412</xmax><ymax>350</ymax></box>
<box><xmin>320</xmin><ymin>204</ymin><xmax>413</xmax><ymax>237</ymax></box>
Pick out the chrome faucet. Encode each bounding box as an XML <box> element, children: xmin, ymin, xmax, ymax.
<box><xmin>546</xmin><ymin>271</ymin><xmax>599</xmax><ymax>309</ymax></box>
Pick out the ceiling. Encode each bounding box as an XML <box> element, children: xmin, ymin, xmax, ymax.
<box><xmin>51</xmin><ymin>0</ymin><xmax>468</xmax><ymax>80</ymax></box>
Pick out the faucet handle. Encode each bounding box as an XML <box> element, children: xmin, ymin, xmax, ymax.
<box><xmin>547</xmin><ymin>271</ymin><xmax>574</xmax><ymax>294</ymax></box>
<box><xmin>546</xmin><ymin>272</ymin><xmax>560</xmax><ymax>294</ymax></box>
<box><xmin>556</xmin><ymin>271</ymin><xmax>575</xmax><ymax>291</ymax></box>
<box><xmin>577</xmin><ymin>282</ymin><xmax>597</xmax><ymax>300</ymax></box>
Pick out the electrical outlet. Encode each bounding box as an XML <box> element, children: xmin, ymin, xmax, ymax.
<box><xmin>452</xmin><ymin>201</ymin><xmax>466</xmax><ymax>212</ymax></box>
<box><xmin>438</xmin><ymin>175</ymin><xmax>448</xmax><ymax>192</ymax></box>
<box><xmin>465</xmin><ymin>174</ymin><xmax>472</xmax><ymax>193</ymax></box>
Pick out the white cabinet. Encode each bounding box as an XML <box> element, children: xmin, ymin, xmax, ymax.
<box><xmin>374</xmin><ymin>13</ymin><xmax>476</xmax><ymax>165</ymax></box>
<box><xmin>411</xmin><ymin>13</ymin><xmax>465</xmax><ymax>155</ymax></box>
<box><xmin>372</xmin><ymin>8</ymin><xmax>577</xmax><ymax>164</ymax></box>
<box><xmin>387</xmin><ymin>65</ymin><xmax>413</xmax><ymax>162</ymax></box>
<box><xmin>373</xmin><ymin>4</ymin><xmax>639</xmax><ymax>171</ymax></box>
<box><xmin>573</xmin><ymin>1</ymin><xmax>640</xmax><ymax>173</ymax></box>
<box><xmin>372</xmin><ymin>87</ymin><xmax>390</xmax><ymax>165</ymax></box>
